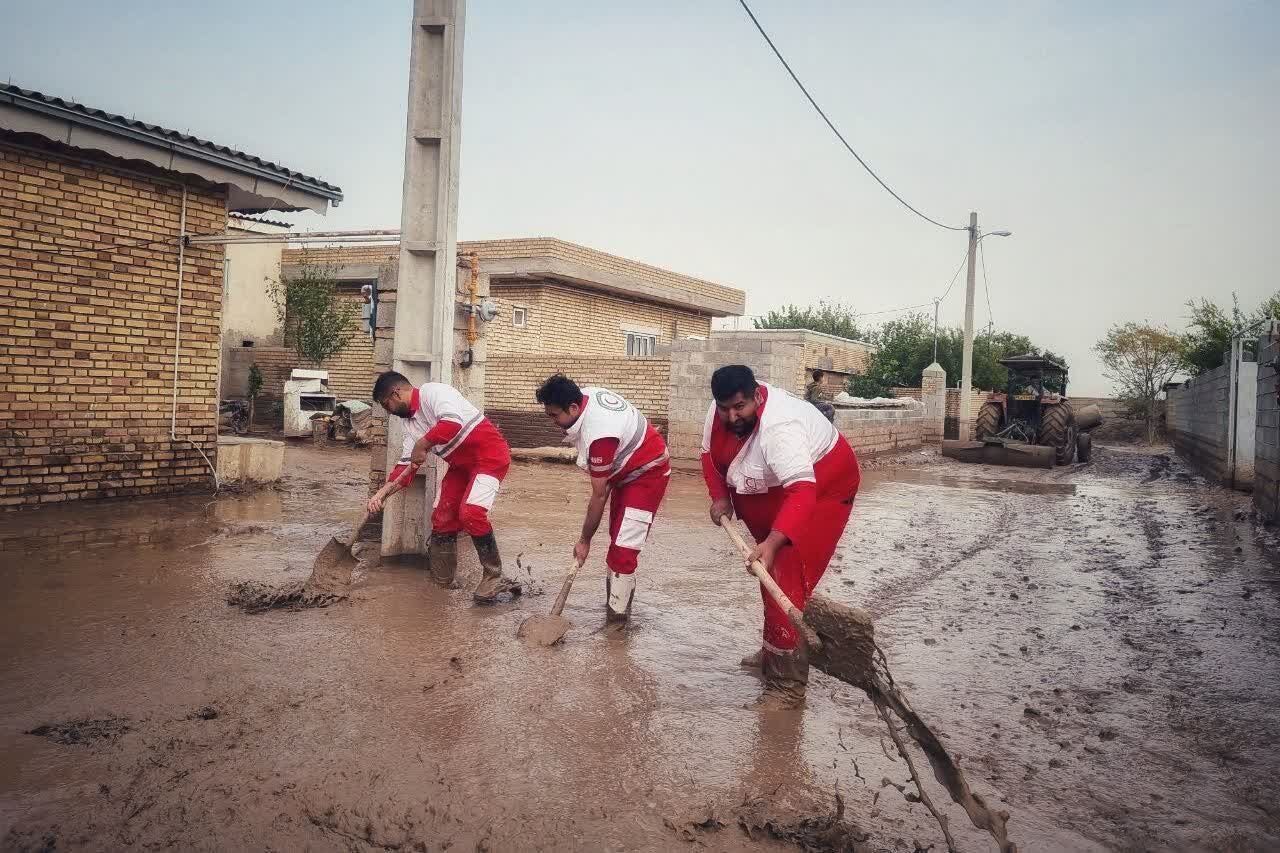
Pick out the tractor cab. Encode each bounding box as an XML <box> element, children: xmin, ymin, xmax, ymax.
<box><xmin>985</xmin><ymin>354</ymin><xmax>1069</xmax><ymax>444</ymax></box>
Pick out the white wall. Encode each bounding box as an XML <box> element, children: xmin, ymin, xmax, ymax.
<box><xmin>222</xmin><ymin>218</ymin><xmax>288</xmax><ymax>346</ymax></box>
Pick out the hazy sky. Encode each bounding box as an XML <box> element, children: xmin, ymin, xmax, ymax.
<box><xmin>5</xmin><ymin>1</ymin><xmax>1277</xmax><ymax>394</ymax></box>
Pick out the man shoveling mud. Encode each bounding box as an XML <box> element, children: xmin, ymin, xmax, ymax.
<box><xmin>536</xmin><ymin>374</ymin><xmax>670</xmax><ymax>624</ymax></box>
<box><xmin>369</xmin><ymin>371</ymin><xmax>520</xmax><ymax>602</ymax></box>
<box><xmin>702</xmin><ymin>365</ymin><xmax>861</xmax><ymax>710</ymax></box>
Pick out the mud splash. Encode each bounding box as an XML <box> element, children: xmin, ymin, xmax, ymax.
<box><xmin>667</xmin><ymin>793</ymin><xmax>872</xmax><ymax>852</ymax></box>
<box><xmin>26</xmin><ymin>717</ymin><xmax>131</xmax><ymax>746</ymax></box>
<box><xmin>797</xmin><ymin>595</ymin><xmax>1016</xmax><ymax>852</ymax></box>
<box><xmin>226</xmin><ymin>512</ymin><xmax>372</xmax><ymax>613</ymax></box>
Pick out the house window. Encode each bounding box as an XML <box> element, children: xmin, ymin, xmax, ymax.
<box><xmin>626</xmin><ymin>332</ymin><xmax>657</xmax><ymax>357</ymax></box>
<box><xmin>513</xmin><ymin>307</ymin><xmax>527</xmax><ymax>328</ymax></box>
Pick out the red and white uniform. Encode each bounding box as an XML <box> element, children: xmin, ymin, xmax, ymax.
<box><xmin>564</xmin><ymin>387</ymin><xmax>670</xmax><ymax>574</ymax></box>
<box><xmin>388</xmin><ymin>382</ymin><xmax>511</xmax><ymax>537</ymax></box>
<box><xmin>701</xmin><ymin>383</ymin><xmax>860</xmax><ymax>653</ymax></box>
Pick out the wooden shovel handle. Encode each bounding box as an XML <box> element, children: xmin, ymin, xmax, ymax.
<box><xmin>351</xmin><ymin>510</ymin><xmax>377</xmax><ymax>542</ymax></box>
<box><xmin>550</xmin><ymin>561</ymin><xmax>584</xmax><ymax>617</ymax></box>
<box><xmin>721</xmin><ymin>522</ymin><xmax>803</xmax><ymax>621</ymax></box>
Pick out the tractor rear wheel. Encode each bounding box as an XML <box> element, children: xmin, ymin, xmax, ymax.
<box><xmin>974</xmin><ymin>402</ymin><xmax>1003</xmax><ymax>441</ymax></box>
<box><xmin>1038</xmin><ymin>402</ymin><xmax>1076</xmax><ymax>465</ymax></box>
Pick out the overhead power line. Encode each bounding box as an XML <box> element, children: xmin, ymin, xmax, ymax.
<box><xmin>936</xmin><ymin>249</ymin><xmax>969</xmax><ymax>305</ymax></box>
<box><xmin>736</xmin><ymin>0</ymin><xmax>966</xmax><ymax>233</ymax></box>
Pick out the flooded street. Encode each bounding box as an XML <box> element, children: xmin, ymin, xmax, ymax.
<box><xmin>2</xmin><ymin>443</ymin><xmax>1279</xmax><ymax>852</ymax></box>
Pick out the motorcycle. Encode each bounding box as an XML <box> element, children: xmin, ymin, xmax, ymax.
<box><xmin>219</xmin><ymin>399</ymin><xmax>250</xmax><ymax>435</ymax></box>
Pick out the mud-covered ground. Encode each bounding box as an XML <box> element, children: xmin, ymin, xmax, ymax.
<box><xmin>2</xmin><ymin>442</ymin><xmax>1278</xmax><ymax>852</ymax></box>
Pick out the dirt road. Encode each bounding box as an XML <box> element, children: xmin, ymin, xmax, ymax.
<box><xmin>2</xmin><ymin>442</ymin><xmax>1278</xmax><ymax>851</ymax></box>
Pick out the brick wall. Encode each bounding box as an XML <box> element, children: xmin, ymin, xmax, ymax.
<box><xmin>485</xmin><ymin>354</ymin><xmax>671</xmax><ymax>447</ymax></box>
<box><xmin>222</xmin><ymin>296</ymin><xmax>376</xmax><ymax>422</ymax></box>
<box><xmin>460</xmin><ymin>237</ymin><xmax>740</xmax><ymax>310</ymax></box>
<box><xmin>894</xmin><ymin>387</ymin><xmax>993</xmax><ymax>439</ymax></box>
<box><xmin>487</xmin><ymin>278</ymin><xmax>711</xmax><ymax>358</ymax></box>
<box><xmin>0</xmin><ymin>140</ymin><xmax>226</xmax><ymax>508</ymax></box>
<box><xmin>282</xmin><ymin>245</ymin><xmax>397</xmax><ymax>268</ymax></box>
<box><xmin>284</xmin><ymin>239</ymin><xmax>741</xmax><ymax>312</ymax></box>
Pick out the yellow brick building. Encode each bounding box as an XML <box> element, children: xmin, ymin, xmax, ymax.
<box><xmin>259</xmin><ymin>238</ymin><xmax>746</xmax><ymax>446</ymax></box>
<box><xmin>0</xmin><ymin>83</ymin><xmax>340</xmax><ymax>508</ymax></box>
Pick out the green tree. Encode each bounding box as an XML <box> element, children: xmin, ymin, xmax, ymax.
<box><xmin>1180</xmin><ymin>291</ymin><xmax>1280</xmax><ymax>375</ymax></box>
<box><xmin>847</xmin><ymin>312</ymin><xmax>1067</xmax><ymax>397</ymax></box>
<box><xmin>247</xmin><ymin>364</ymin><xmax>264</xmax><ymax>425</ymax></box>
<box><xmin>847</xmin><ymin>313</ymin><xmax>933</xmax><ymax>397</ymax></box>
<box><xmin>269</xmin><ymin>261</ymin><xmax>357</xmax><ymax>365</ymax></box>
<box><xmin>1094</xmin><ymin>322</ymin><xmax>1183</xmax><ymax>444</ymax></box>
<box><xmin>754</xmin><ymin>300</ymin><xmax>862</xmax><ymax>340</ymax></box>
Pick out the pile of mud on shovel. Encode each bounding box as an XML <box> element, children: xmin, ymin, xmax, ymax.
<box><xmin>721</xmin><ymin>522</ymin><xmax>1019</xmax><ymax>853</ymax></box>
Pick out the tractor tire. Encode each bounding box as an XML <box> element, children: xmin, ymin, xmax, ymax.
<box><xmin>1038</xmin><ymin>402</ymin><xmax>1076</xmax><ymax>465</ymax></box>
<box><xmin>974</xmin><ymin>402</ymin><xmax>1003</xmax><ymax>441</ymax></box>
<box><xmin>1076</xmin><ymin>431</ymin><xmax>1093</xmax><ymax>464</ymax></box>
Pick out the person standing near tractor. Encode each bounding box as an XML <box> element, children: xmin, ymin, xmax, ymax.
<box><xmin>367</xmin><ymin>371</ymin><xmax>520</xmax><ymax>603</ymax></box>
<box><xmin>536</xmin><ymin>374</ymin><xmax>670</xmax><ymax>624</ymax></box>
<box><xmin>702</xmin><ymin>364</ymin><xmax>861</xmax><ymax>710</ymax></box>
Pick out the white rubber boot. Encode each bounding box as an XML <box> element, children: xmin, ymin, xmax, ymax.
<box><xmin>605</xmin><ymin>571</ymin><xmax>636</xmax><ymax>623</ymax></box>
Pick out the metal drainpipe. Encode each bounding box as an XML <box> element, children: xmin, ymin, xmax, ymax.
<box><xmin>169</xmin><ymin>185</ymin><xmax>219</xmax><ymax>491</ymax></box>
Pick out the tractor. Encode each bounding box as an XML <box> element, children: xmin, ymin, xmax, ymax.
<box><xmin>943</xmin><ymin>354</ymin><xmax>1101</xmax><ymax>468</ymax></box>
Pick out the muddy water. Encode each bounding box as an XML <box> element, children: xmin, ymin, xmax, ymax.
<box><xmin>2</xmin><ymin>443</ymin><xmax>1278</xmax><ymax>851</ymax></box>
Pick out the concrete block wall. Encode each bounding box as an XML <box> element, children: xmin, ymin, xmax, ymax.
<box><xmin>667</xmin><ymin>335</ymin><xmax>805</xmax><ymax>460</ymax></box>
<box><xmin>712</xmin><ymin>329</ymin><xmax>873</xmax><ymax>397</ymax></box>
<box><xmin>1255</xmin><ymin>332</ymin><xmax>1280</xmax><ymax>520</ymax></box>
<box><xmin>0</xmin><ymin>142</ymin><xmax>226</xmax><ymax>509</ymax></box>
<box><xmin>1166</xmin><ymin>364</ymin><xmax>1232</xmax><ymax>482</ymax></box>
<box><xmin>833</xmin><ymin>401</ymin><xmax>925</xmax><ymax>456</ymax></box>
<box><xmin>485</xmin><ymin>355</ymin><xmax>670</xmax><ymax>448</ymax></box>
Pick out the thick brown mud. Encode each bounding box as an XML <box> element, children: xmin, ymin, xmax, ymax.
<box><xmin>3</xmin><ymin>442</ymin><xmax>1280</xmax><ymax>851</ymax></box>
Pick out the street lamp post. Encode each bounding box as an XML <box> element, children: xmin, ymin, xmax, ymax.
<box><xmin>959</xmin><ymin>215</ymin><xmax>1012</xmax><ymax>440</ymax></box>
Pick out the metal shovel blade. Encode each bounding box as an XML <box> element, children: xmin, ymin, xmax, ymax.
<box><xmin>518</xmin><ymin>559</ymin><xmax>583</xmax><ymax>646</ymax></box>
<box><xmin>307</xmin><ymin>533</ymin><xmax>359</xmax><ymax>596</ymax></box>
<box><xmin>517</xmin><ymin>613</ymin><xmax>573</xmax><ymax>646</ymax></box>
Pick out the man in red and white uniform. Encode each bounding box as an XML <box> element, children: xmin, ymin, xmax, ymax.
<box><xmin>368</xmin><ymin>371</ymin><xmax>519</xmax><ymax>603</ymax></box>
<box><xmin>701</xmin><ymin>364</ymin><xmax>860</xmax><ymax>709</ymax></box>
<box><xmin>536</xmin><ymin>373</ymin><xmax>670</xmax><ymax>622</ymax></box>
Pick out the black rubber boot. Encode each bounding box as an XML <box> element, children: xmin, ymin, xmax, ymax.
<box><xmin>427</xmin><ymin>532</ymin><xmax>458</xmax><ymax>587</ymax></box>
<box><xmin>471</xmin><ymin>531</ymin><xmax>521</xmax><ymax>603</ymax></box>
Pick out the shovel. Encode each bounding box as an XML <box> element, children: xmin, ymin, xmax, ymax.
<box><xmin>719</xmin><ymin>520</ymin><xmax>1018</xmax><ymax>853</ymax></box>
<box><xmin>306</xmin><ymin>460</ymin><xmax>423</xmax><ymax>596</ymax></box>
<box><xmin>228</xmin><ymin>466</ymin><xmax>419</xmax><ymax>614</ymax></box>
<box><xmin>516</xmin><ymin>560</ymin><xmax>584</xmax><ymax>646</ymax></box>
<box><xmin>307</xmin><ymin>509</ymin><xmax>377</xmax><ymax>592</ymax></box>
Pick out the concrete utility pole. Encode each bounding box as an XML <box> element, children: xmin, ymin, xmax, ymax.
<box><xmin>959</xmin><ymin>211</ymin><xmax>978</xmax><ymax>441</ymax></box>
<box><xmin>382</xmin><ymin>0</ymin><xmax>466</xmax><ymax>556</ymax></box>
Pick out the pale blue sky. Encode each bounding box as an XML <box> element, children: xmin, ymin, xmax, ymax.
<box><xmin>5</xmin><ymin>1</ymin><xmax>1277</xmax><ymax>394</ymax></box>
